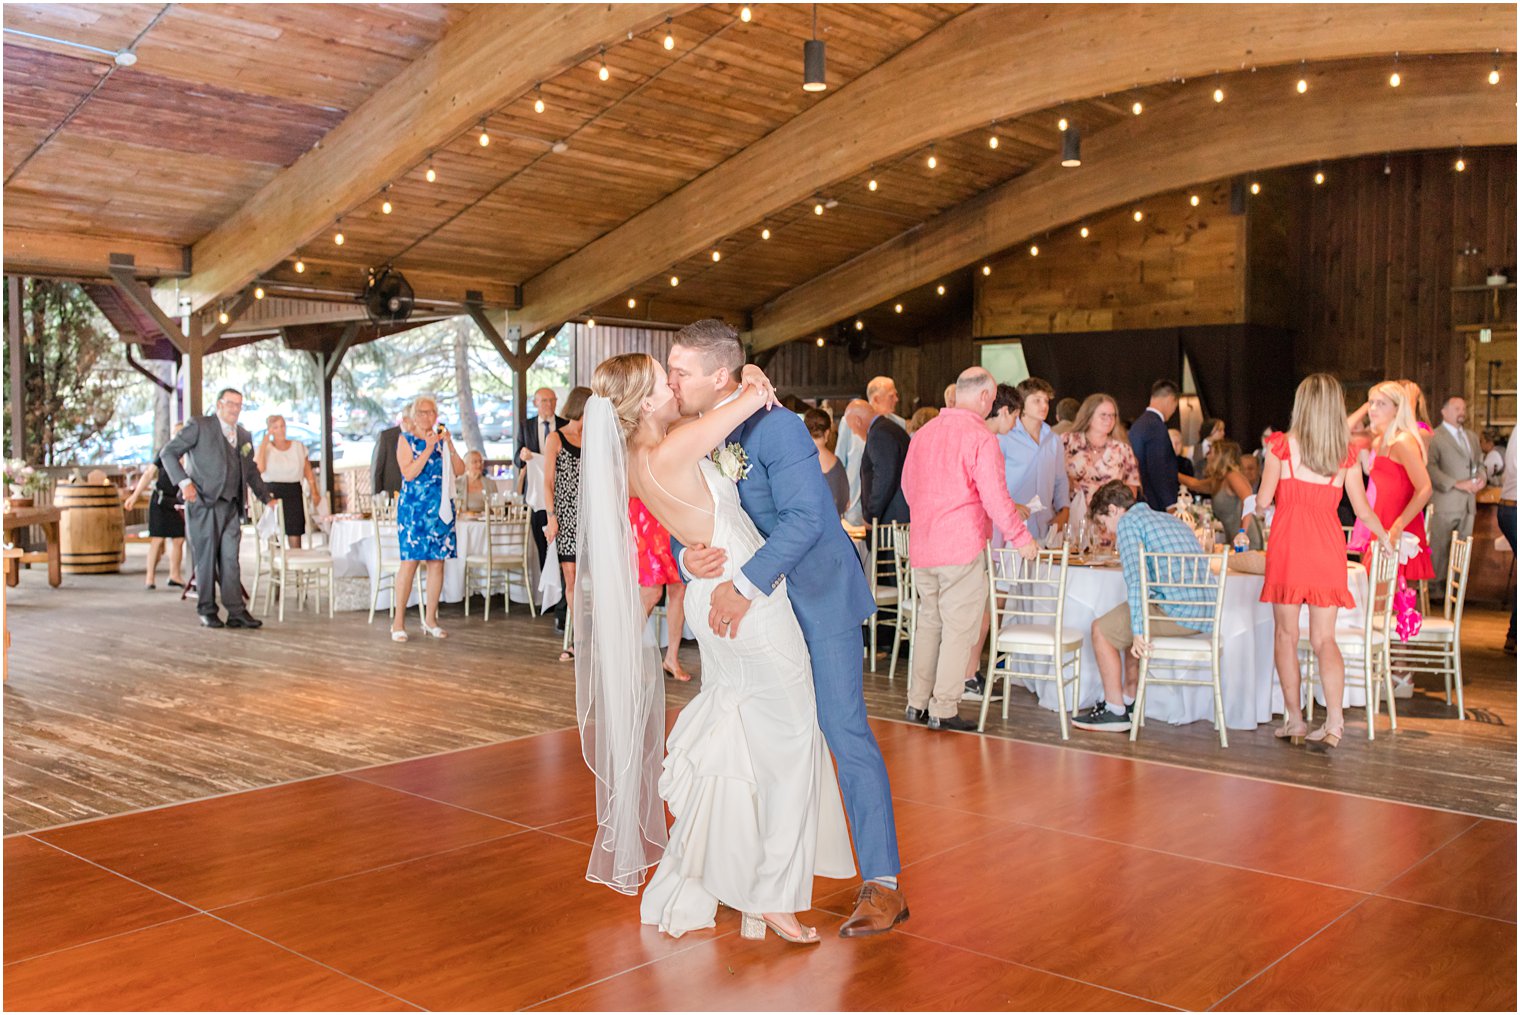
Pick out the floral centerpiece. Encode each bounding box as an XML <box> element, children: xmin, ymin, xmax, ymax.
<box><xmin>4</xmin><ymin>460</ymin><xmax>50</xmax><ymax>504</ymax></box>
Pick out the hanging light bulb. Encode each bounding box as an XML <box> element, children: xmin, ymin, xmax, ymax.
<box><xmin>1489</xmin><ymin>53</ymin><xmax>1501</xmax><ymax>85</ymax></box>
<box><xmin>334</xmin><ymin>221</ymin><xmax>345</xmax><ymax>245</ymax></box>
<box><xmin>669</xmin><ymin>275</ymin><xmax>679</xmax><ymax>287</ymax></box>
<box><xmin>802</xmin><ymin>4</ymin><xmax>826</xmax><ymax>91</ymax></box>
<box><xmin>599</xmin><ymin>47</ymin><xmax>610</xmax><ymax>82</ymax></box>
<box><xmin>926</xmin><ymin>146</ymin><xmax>938</xmax><ymax>170</ymax></box>
<box><xmin>1388</xmin><ymin>52</ymin><xmax>1402</xmax><ymax>87</ymax></box>
<box><xmin>663</xmin><ymin>18</ymin><xmax>675</xmax><ymax>50</ymax></box>
<box><xmin>711</xmin><ymin>249</ymin><xmax>721</xmax><ymax>262</ymax></box>
<box><xmin>425</xmin><ymin>157</ymin><xmax>436</xmax><ymax>183</ymax></box>
<box><xmin>1455</xmin><ymin>148</ymin><xmax>1466</xmax><ymax>172</ymax></box>
<box><xmin>1079</xmin><ymin>225</ymin><xmax>1090</xmax><ymax>238</ymax></box>
<box><xmin>1060</xmin><ymin>125</ymin><xmax>1081</xmax><ymax>167</ymax></box>
<box><xmin>627</xmin><ymin>297</ymin><xmax>637</xmax><ymax>309</ymax></box>
<box><xmin>1057</xmin><ymin>116</ymin><xmax>1069</xmax><ymax>131</ymax></box>
<box><xmin>816</xmin><ymin>336</ymin><xmax>825</xmax><ymax>347</ymax></box>
<box><xmin>534</xmin><ymin>84</ymin><xmax>545</xmax><ymax>114</ymax></box>
<box><xmin>477</xmin><ymin>120</ymin><xmax>490</xmax><ymax>146</ymax></box>
<box><xmin>586</xmin><ymin>317</ymin><xmax>596</xmax><ymax>329</ymax></box>
<box><xmin>1029</xmin><ymin>244</ymin><xmax>1039</xmax><ymax>257</ymax></box>
<box><xmin>1313</xmin><ymin>167</ymin><xmax>1326</xmax><ymax>185</ymax></box>
<box><xmin>294</xmin><ymin>257</ymin><xmax>305</xmax><ymax>274</ymax></box>
<box><xmin>988</xmin><ymin>123</ymin><xmax>999</xmax><ymax>149</ymax></box>
<box><xmin>1131</xmin><ymin>100</ymin><xmax>1143</xmax><ymax>116</ymax></box>
<box><xmin>936</xmin><ymin>284</ymin><xmax>946</xmax><ymax>296</ymax></box>
<box><xmin>1213</xmin><ymin>85</ymin><xmax>1225</xmax><ymax>103</ymax></box>
<box><xmin>893</xmin><ymin>303</ymin><xmax>903</xmax><ymax>313</ymax></box>
<box><xmin>867</xmin><ymin>176</ymin><xmax>878</xmax><ymax>192</ymax></box>
<box><xmin>814</xmin><ymin>199</ymin><xmax>824</xmax><ymax>215</ymax></box>
<box><xmin>982</xmin><ymin>264</ymin><xmax>991</xmax><ymax>276</ymax></box>
<box><xmin>740</xmin><ymin>6</ymin><xmax>752</xmax><ymax>23</ymax></box>
<box><xmin>1250</xmin><ymin>181</ymin><xmax>1261</xmax><ymax>195</ymax></box>
<box><xmin>254</xmin><ymin>286</ymin><xmax>265</xmax><ymax>300</ymax></box>
<box><xmin>760</xmin><ymin>226</ymin><xmax>771</xmax><ymax>240</ymax></box>
<box><xmin>1296</xmin><ymin>59</ymin><xmax>1308</xmax><ymax>94</ymax></box>
<box><xmin>1133</xmin><ymin>209</ymin><xmax>1144</xmax><ymax>222</ymax></box>
<box><xmin>854</xmin><ymin>319</ymin><xmax>864</xmax><ymax>331</ymax></box>
<box><xmin>381</xmin><ymin>191</ymin><xmax>393</xmax><ymax>215</ymax></box>
<box><xmin>1189</xmin><ymin>194</ymin><xmax>1200</xmax><ymax>207</ymax></box>
<box><xmin>218</xmin><ymin>306</ymin><xmax>229</xmax><ymax>325</ymax></box>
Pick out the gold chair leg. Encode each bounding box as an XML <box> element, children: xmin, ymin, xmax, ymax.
<box><xmin>1129</xmin><ymin>658</ymin><xmax>1149</xmax><ymax>742</ymax></box>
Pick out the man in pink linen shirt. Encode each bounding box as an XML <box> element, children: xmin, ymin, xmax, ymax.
<box><xmin>901</xmin><ymin>368</ymin><xmax>1037</xmax><ymax>731</ymax></box>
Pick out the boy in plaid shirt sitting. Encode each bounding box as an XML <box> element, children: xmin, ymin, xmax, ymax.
<box><xmin>1072</xmin><ymin>480</ymin><xmax>1214</xmax><ymax>733</ymax></box>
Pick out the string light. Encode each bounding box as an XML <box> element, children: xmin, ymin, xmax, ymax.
<box><xmin>333</xmin><ymin>220</ymin><xmax>345</xmax><ymax>245</ymax></box>
<box><xmin>926</xmin><ymin>146</ymin><xmax>938</xmax><ymax>170</ymax></box>
<box><xmin>254</xmin><ymin>286</ymin><xmax>265</xmax><ymax>300</ymax></box>
<box><xmin>1133</xmin><ymin>209</ymin><xmax>1144</xmax><ymax>222</ymax></box>
<box><xmin>663</xmin><ymin>18</ymin><xmax>674</xmax><ymax>49</ymax></box>
<box><xmin>760</xmin><ymin>225</ymin><xmax>771</xmax><ymax>240</ymax></box>
<box><xmin>1490</xmin><ymin>53</ymin><xmax>1501</xmax><ymax>85</ymax></box>
<box><xmin>814</xmin><ymin>199</ymin><xmax>824</xmax><ymax>215</ymax></box>
<box><xmin>867</xmin><ymin>176</ymin><xmax>878</xmax><ymax>191</ymax></box>
<box><xmin>1389</xmin><ymin>52</ymin><xmax>1402</xmax><ymax>87</ymax></box>
<box><xmin>936</xmin><ymin>283</ymin><xmax>946</xmax><ymax>296</ymax></box>
<box><xmin>598</xmin><ymin>47</ymin><xmax>609</xmax><ymax>82</ymax></box>
<box><xmin>1079</xmin><ymin>225</ymin><xmax>1090</xmax><ymax>238</ymax></box>
<box><xmin>816</xmin><ymin>336</ymin><xmax>825</xmax><ymax>347</ymax></box>
<box><xmin>477</xmin><ymin>120</ymin><xmax>490</xmax><ymax>146</ymax></box>
<box><xmin>534</xmin><ymin>84</ymin><xmax>545</xmax><ymax>114</ymax></box>
<box><xmin>1297</xmin><ymin>60</ymin><xmax>1308</xmax><ymax>93</ymax></box>
<box><xmin>1212</xmin><ymin>85</ymin><xmax>1225</xmax><ymax>103</ymax></box>
<box><xmin>1057</xmin><ymin>116</ymin><xmax>1068</xmax><ymax>131</ymax></box>
<box><xmin>1313</xmin><ymin>166</ymin><xmax>1326</xmax><ymax>185</ymax></box>
<box><xmin>1296</xmin><ymin>77</ymin><xmax>1308</xmax><ymax>94</ymax></box>
<box><xmin>627</xmin><ymin>297</ymin><xmax>637</xmax><ymax>309</ymax></box>
<box><xmin>740</xmin><ymin>6</ymin><xmax>752</xmax><ymax>23</ymax></box>
<box><xmin>294</xmin><ymin>257</ymin><xmax>305</xmax><ymax>273</ymax></box>
<box><xmin>981</xmin><ymin>264</ymin><xmax>991</xmax><ymax>276</ymax></box>
<box><xmin>381</xmin><ymin>188</ymin><xmax>393</xmax><ymax>215</ymax></box>
<box><xmin>1029</xmin><ymin>244</ymin><xmax>1039</xmax><ymax>257</ymax></box>
<box><xmin>425</xmin><ymin>157</ymin><xmax>436</xmax><ymax>183</ymax></box>
<box><xmin>894</xmin><ymin>303</ymin><xmax>903</xmax><ymax>313</ymax></box>
<box><xmin>218</xmin><ymin>306</ymin><xmax>229</xmax><ymax>325</ymax></box>
<box><xmin>988</xmin><ymin>122</ymin><xmax>999</xmax><ymax>149</ymax></box>
<box><xmin>669</xmin><ymin>275</ymin><xmax>679</xmax><ymax>287</ymax></box>
<box><xmin>1189</xmin><ymin>194</ymin><xmax>1200</xmax><ymax>207</ymax></box>
<box><xmin>1131</xmin><ymin>101</ymin><xmax>1143</xmax><ymax>115</ymax></box>
<box><xmin>1455</xmin><ymin>146</ymin><xmax>1466</xmax><ymax>172</ymax></box>
<box><xmin>1250</xmin><ymin>181</ymin><xmax>1261</xmax><ymax>195</ymax></box>
<box><xmin>586</xmin><ymin>317</ymin><xmax>596</xmax><ymax>329</ymax></box>
<box><xmin>854</xmin><ymin>319</ymin><xmax>864</xmax><ymax>331</ymax></box>
<box><xmin>711</xmin><ymin>249</ymin><xmax>721</xmax><ymax>262</ymax></box>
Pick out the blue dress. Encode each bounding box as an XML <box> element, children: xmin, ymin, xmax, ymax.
<box><xmin>398</xmin><ymin>432</ymin><xmax>457</xmax><ymax>561</ymax></box>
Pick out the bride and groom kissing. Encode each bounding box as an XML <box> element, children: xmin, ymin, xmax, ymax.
<box><xmin>574</xmin><ymin>318</ymin><xmax>907</xmax><ymax>944</ymax></box>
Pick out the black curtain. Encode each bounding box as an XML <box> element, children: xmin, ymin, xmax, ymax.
<box><xmin>1015</xmin><ymin>329</ymin><xmax>1182</xmax><ymax>426</ymax></box>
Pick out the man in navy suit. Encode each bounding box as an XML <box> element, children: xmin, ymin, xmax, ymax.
<box><xmin>668</xmin><ymin>319</ymin><xmax>907</xmax><ymax>938</ymax></box>
<box><xmin>1129</xmin><ymin>378</ymin><xmax>1181</xmax><ymax>511</ymax></box>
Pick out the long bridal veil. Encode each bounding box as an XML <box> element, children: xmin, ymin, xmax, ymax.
<box><xmin>574</xmin><ymin>395</ymin><xmax>668</xmax><ymax>894</ymax></box>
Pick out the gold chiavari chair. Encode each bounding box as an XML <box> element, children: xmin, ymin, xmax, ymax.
<box><xmin>1130</xmin><ymin>544</ymin><xmax>1231</xmax><ymax>747</ymax></box>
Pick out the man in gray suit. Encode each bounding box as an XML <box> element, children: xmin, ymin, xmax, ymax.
<box><xmin>1428</xmin><ymin>395</ymin><xmax>1485</xmax><ymax>595</ymax></box>
<box><xmin>161</xmin><ymin>387</ymin><xmax>275</xmax><ymax>628</ymax></box>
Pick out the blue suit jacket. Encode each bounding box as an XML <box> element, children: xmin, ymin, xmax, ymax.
<box><xmin>676</xmin><ymin>406</ymin><xmax>876</xmax><ymax>639</ymax></box>
<box><xmin>1129</xmin><ymin>408</ymin><xmax>1179</xmax><ymax>511</ymax></box>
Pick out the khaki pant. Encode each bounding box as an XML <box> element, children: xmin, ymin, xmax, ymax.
<box><xmin>908</xmin><ymin>559</ymin><xmax>988</xmax><ymax>718</ymax></box>
<box><xmin>1094</xmin><ymin>601</ymin><xmax>1200</xmax><ymax>650</ymax></box>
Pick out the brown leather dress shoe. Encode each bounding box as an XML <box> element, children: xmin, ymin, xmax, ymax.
<box><xmin>838</xmin><ymin>881</ymin><xmax>908</xmax><ymax>938</ymax></box>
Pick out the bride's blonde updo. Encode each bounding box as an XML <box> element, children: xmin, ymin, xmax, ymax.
<box><xmin>591</xmin><ymin>352</ymin><xmax>658</xmax><ymax>440</ymax></box>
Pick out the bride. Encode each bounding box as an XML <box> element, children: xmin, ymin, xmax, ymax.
<box><xmin>576</xmin><ymin>352</ymin><xmax>853</xmax><ymax>944</ymax></box>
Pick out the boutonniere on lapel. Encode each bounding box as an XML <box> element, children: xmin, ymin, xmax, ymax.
<box><xmin>240</xmin><ymin>442</ymin><xmax>254</xmax><ymax>457</ymax></box>
<box><xmin>712</xmin><ymin>442</ymin><xmax>751</xmax><ymax>482</ymax></box>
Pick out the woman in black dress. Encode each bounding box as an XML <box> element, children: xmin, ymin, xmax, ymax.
<box><xmin>543</xmin><ymin>386</ymin><xmax>590</xmax><ymax>661</ymax></box>
<box><xmin>123</xmin><ymin>424</ymin><xmax>186</xmax><ymax>589</ymax></box>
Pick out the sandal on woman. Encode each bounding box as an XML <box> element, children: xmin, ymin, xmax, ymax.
<box><xmin>1274</xmin><ymin>719</ymin><xmax>1309</xmax><ymax>744</ymax></box>
<box><xmin>421</xmin><ymin>622</ymin><xmax>447</xmax><ymax>639</ymax></box>
<box><xmin>663</xmin><ymin>660</ymin><xmax>692</xmax><ymax>682</ymax></box>
<box><xmin>390</xmin><ymin>629</ymin><xmax>409</xmax><ymax>643</ymax></box>
<box><xmin>559</xmin><ymin>649</ymin><xmax>575</xmax><ymax>662</ymax></box>
<box><xmin>740</xmin><ymin>913</ymin><xmax>820</xmax><ymax>945</ymax></box>
<box><xmin>1306</xmin><ymin>722</ymin><xmax>1343</xmax><ymax>748</ymax></box>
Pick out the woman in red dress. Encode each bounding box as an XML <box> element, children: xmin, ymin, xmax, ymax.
<box><xmin>1257</xmin><ymin>374</ymin><xmax>1387</xmax><ymax>748</ymax></box>
<box><xmin>629</xmin><ymin>496</ymin><xmax>692</xmax><ymax>680</ymax></box>
<box><xmin>1364</xmin><ymin>381</ymin><xmax>1435</xmax><ymax>584</ymax></box>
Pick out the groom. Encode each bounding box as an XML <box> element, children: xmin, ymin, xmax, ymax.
<box><xmin>667</xmin><ymin>319</ymin><xmax>907</xmax><ymax>937</ymax></box>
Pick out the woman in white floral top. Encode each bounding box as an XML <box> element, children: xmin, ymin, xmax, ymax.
<box><xmin>1062</xmin><ymin>393</ymin><xmax>1141</xmax><ymax>547</ymax></box>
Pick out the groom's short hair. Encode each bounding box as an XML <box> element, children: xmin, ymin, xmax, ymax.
<box><xmin>672</xmin><ymin>318</ymin><xmax>744</xmax><ymax>376</ymax></box>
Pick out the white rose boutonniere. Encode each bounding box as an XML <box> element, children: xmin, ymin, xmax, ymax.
<box><xmin>241</xmin><ymin>442</ymin><xmax>254</xmax><ymax>457</ymax></box>
<box><xmin>712</xmin><ymin>442</ymin><xmax>751</xmax><ymax>482</ymax></box>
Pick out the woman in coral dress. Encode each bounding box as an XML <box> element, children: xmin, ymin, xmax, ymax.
<box><xmin>1256</xmin><ymin>374</ymin><xmax>1387</xmax><ymax>748</ymax></box>
<box><xmin>1362</xmin><ymin>381</ymin><xmax>1435</xmax><ymax>584</ymax></box>
<box><xmin>630</xmin><ymin>496</ymin><xmax>692</xmax><ymax>681</ymax></box>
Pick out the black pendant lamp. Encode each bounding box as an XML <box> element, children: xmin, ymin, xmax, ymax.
<box><xmin>1060</xmin><ymin>124</ymin><xmax>1082</xmax><ymax>167</ymax></box>
<box><xmin>803</xmin><ymin>4</ymin><xmax>826</xmax><ymax>92</ymax></box>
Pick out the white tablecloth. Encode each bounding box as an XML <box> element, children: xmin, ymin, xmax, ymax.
<box><xmin>1007</xmin><ymin>561</ymin><xmax>1368</xmax><ymax>730</ymax></box>
<box><xmin>327</xmin><ymin>517</ymin><xmax>540</xmax><ymax>611</ymax></box>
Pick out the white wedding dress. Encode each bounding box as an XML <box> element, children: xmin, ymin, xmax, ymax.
<box><xmin>638</xmin><ymin>459</ymin><xmax>855</xmax><ymax>936</ymax></box>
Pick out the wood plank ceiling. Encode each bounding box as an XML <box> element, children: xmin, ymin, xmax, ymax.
<box><xmin>2</xmin><ymin>2</ymin><xmax>1513</xmax><ymax>346</ymax></box>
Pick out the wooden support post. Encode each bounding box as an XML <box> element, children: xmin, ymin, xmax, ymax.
<box><xmin>307</xmin><ymin>322</ymin><xmax>358</xmax><ymax>502</ymax></box>
<box><xmin>8</xmin><ymin>275</ymin><xmax>24</xmax><ymax>461</ymax></box>
<box><xmin>184</xmin><ymin>314</ymin><xmax>205</xmax><ymax>417</ymax></box>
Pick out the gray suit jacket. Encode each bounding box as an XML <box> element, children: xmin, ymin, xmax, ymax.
<box><xmin>160</xmin><ymin>415</ymin><xmax>272</xmax><ymax>509</ymax></box>
<box><xmin>1428</xmin><ymin>424</ymin><xmax>1482</xmax><ymax>516</ymax></box>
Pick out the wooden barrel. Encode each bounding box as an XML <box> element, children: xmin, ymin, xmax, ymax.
<box><xmin>55</xmin><ymin>482</ymin><xmax>125</xmax><ymax>574</ymax></box>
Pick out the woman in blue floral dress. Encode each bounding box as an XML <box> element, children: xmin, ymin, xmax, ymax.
<box><xmin>392</xmin><ymin>395</ymin><xmax>465</xmax><ymax>642</ymax></box>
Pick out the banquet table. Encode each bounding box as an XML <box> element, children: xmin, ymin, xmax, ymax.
<box><xmin>326</xmin><ymin>515</ymin><xmax>541</xmax><ymax>612</ymax></box>
<box><xmin>1006</xmin><ymin>559</ymin><xmax>1369</xmax><ymax>731</ymax></box>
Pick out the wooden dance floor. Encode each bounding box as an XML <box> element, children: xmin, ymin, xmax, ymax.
<box><xmin>6</xmin><ymin>716</ymin><xmax>1514</xmax><ymax>1011</ymax></box>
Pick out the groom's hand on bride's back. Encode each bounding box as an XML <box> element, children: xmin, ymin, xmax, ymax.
<box><xmin>683</xmin><ymin>543</ymin><xmax>727</xmax><ymax>580</ymax></box>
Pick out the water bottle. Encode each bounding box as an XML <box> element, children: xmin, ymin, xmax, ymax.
<box><xmin>1232</xmin><ymin>527</ymin><xmax>1250</xmax><ymax>554</ymax></box>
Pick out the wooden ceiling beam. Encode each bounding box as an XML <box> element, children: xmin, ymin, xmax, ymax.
<box><xmin>510</xmin><ymin>2</ymin><xmax>1514</xmax><ymax>337</ymax></box>
<box><xmin>746</xmin><ymin>57</ymin><xmax>1517</xmax><ymax>351</ymax></box>
<box><xmin>162</xmin><ymin>3</ymin><xmax>688</xmax><ymax>312</ymax></box>
<box><xmin>4</xmin><ymin>228</ymin><xmax>188</xmax><ymax>280</ymax></box>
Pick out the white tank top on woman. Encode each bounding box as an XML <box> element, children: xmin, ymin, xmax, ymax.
<box><xmin>261</xmin><ymin>441</ymin><xmax>308</xmax><ymax>483</ymax></box>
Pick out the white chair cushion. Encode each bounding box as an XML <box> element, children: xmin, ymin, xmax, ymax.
<box><xmin>1404</xmin><ymin>617</ymin><xmax>1455</xmax><ymax>641</ymax></box>
<box><xmin>996</xmin><ymin>622</ymin><xmax>1083</xmax><ymax>651</ymax></box>
<box><xmin>1149</xmin><ymin>633</ymin><xmax>1213</xmax><ymax>658</ymax></box>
